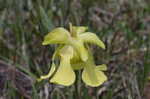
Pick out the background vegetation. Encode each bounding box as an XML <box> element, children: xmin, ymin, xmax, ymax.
<box><xmin>0</xmin><ymin>0</ymin><xmax>150</xmax><ymax>99</ymax></box>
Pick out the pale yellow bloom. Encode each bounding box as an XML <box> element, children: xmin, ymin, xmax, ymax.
<box><xmin>39</xmin><ymin>24</ymin><xmax>107</xmax><ymax>87</ymax></box>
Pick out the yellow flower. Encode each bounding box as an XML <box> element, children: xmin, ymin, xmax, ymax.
<box><xmin>39</xmin><ymin>24</ymin><xmax>107</xmax><ymax>87</ymax></box>
<box><xmin>42</xmin><ymin>24</ymin><xmax>105</xmax><ymax>61</ymax></box>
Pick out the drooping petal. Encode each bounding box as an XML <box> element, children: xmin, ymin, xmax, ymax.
<box><xmin>82</xmin><ymin>65</ymin><xmax>107</xmax><ymax>87</ymax></box>
<box><xmin>82</xmin><ymin>49</ymin><xmax>107</xmax><ymax>87</ymax></box>
<box><xmin>79</xmin><ymin>32</ymin><xmax>105</xmax><ymax>49</ymax></box>
<box><xmin>50</xmin><ymin>58</ymin><xmax>75</xmax><ymax>86</ymax></box>
<box><xmin>42</xmin><ymin>28</ymin><xmax>70</xmax><ymax>45</ymax></box>
<box><xmin>38</xmin><ymin>62</ymin><xmax>56</xmax><ymax>81</ymax></box>
<box><xmin>50</xmin><ymin>46</ymin><xmax>75</xmax><ymax>86</ymax></box>
<box><xmin>71</xmin><ymin>39</ymin><xmax>88</xmax><ymax>62</ymax></box>
<box><xmin>96</xmin><ymin>64</ymin><xmax>107</xmax><ymax>71</ymax></box>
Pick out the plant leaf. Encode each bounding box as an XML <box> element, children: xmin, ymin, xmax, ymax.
<box><xmin>39</xmin><ymin>6</ymin><xmax>54</xmax><ymax>31</ymax></box>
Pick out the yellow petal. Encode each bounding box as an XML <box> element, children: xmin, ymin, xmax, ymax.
<box><xmin>82</xmin><ymin>65</ymin><xmax>107</xmax><ymax>87</ymax></box>
<box><xmin>72</xmin><ymin>26</ymin><xmax>88</xmax><ymax>34</ymax></box>
<box><xmin>59</xmin><ymin>45</ymin><xmax>74</xmax><ymax>58</ymax></box>
<box><xmin>70</xmin><ymin>48</ymin><xmax>85</xmax><ymax>70</ymax></box>
<box><xmin>38</xmin><ymin>63</ymin><xmax>56</xmax><ymax>81</ymax></box>
<box><xmin>79</xmin><ymin>32</ymin><xmax>106</xmax><ymax>49</ymax></box>
<box><xmin>70</xmin><ymin>47</ymin><xmax>81</xmax><ymax>63</ymax></box>
<box><xmin>50</xmin><ymin>58</ymin><xmax>75</xmax><ymax>86</ymax></box>
<box><xmin>71</xmin><ymin>39</ymin><xmax>88</xmax><ymax>62</ymax></box>
<box><xmin>50</xmin><ymin>46</ymin><xmax>75</xmax><ymax>86</ymax></box>
<box><xmin>96</xmin><ymin>64</ymin><xmax>107</xmax><ymax>71</ymax></box>
<box><xmin>82</xmin><ymin>49</ymin><xmax>107</xmax><ymax>87</ymax></box>
<box><xmin>42</xmin><ymin>28</ymin><xmax>70</xmax><ymax>45</ymax></box>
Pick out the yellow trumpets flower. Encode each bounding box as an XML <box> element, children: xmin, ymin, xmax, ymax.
<box><xmin>39</xmin><ymin>48</ymin><xmax>107</xmax><ymax>86</ymax></box>
<box><xmin>39</xmin><ymin>24</ymin><xmax>107</xmax><ymax>87</ymax></box>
